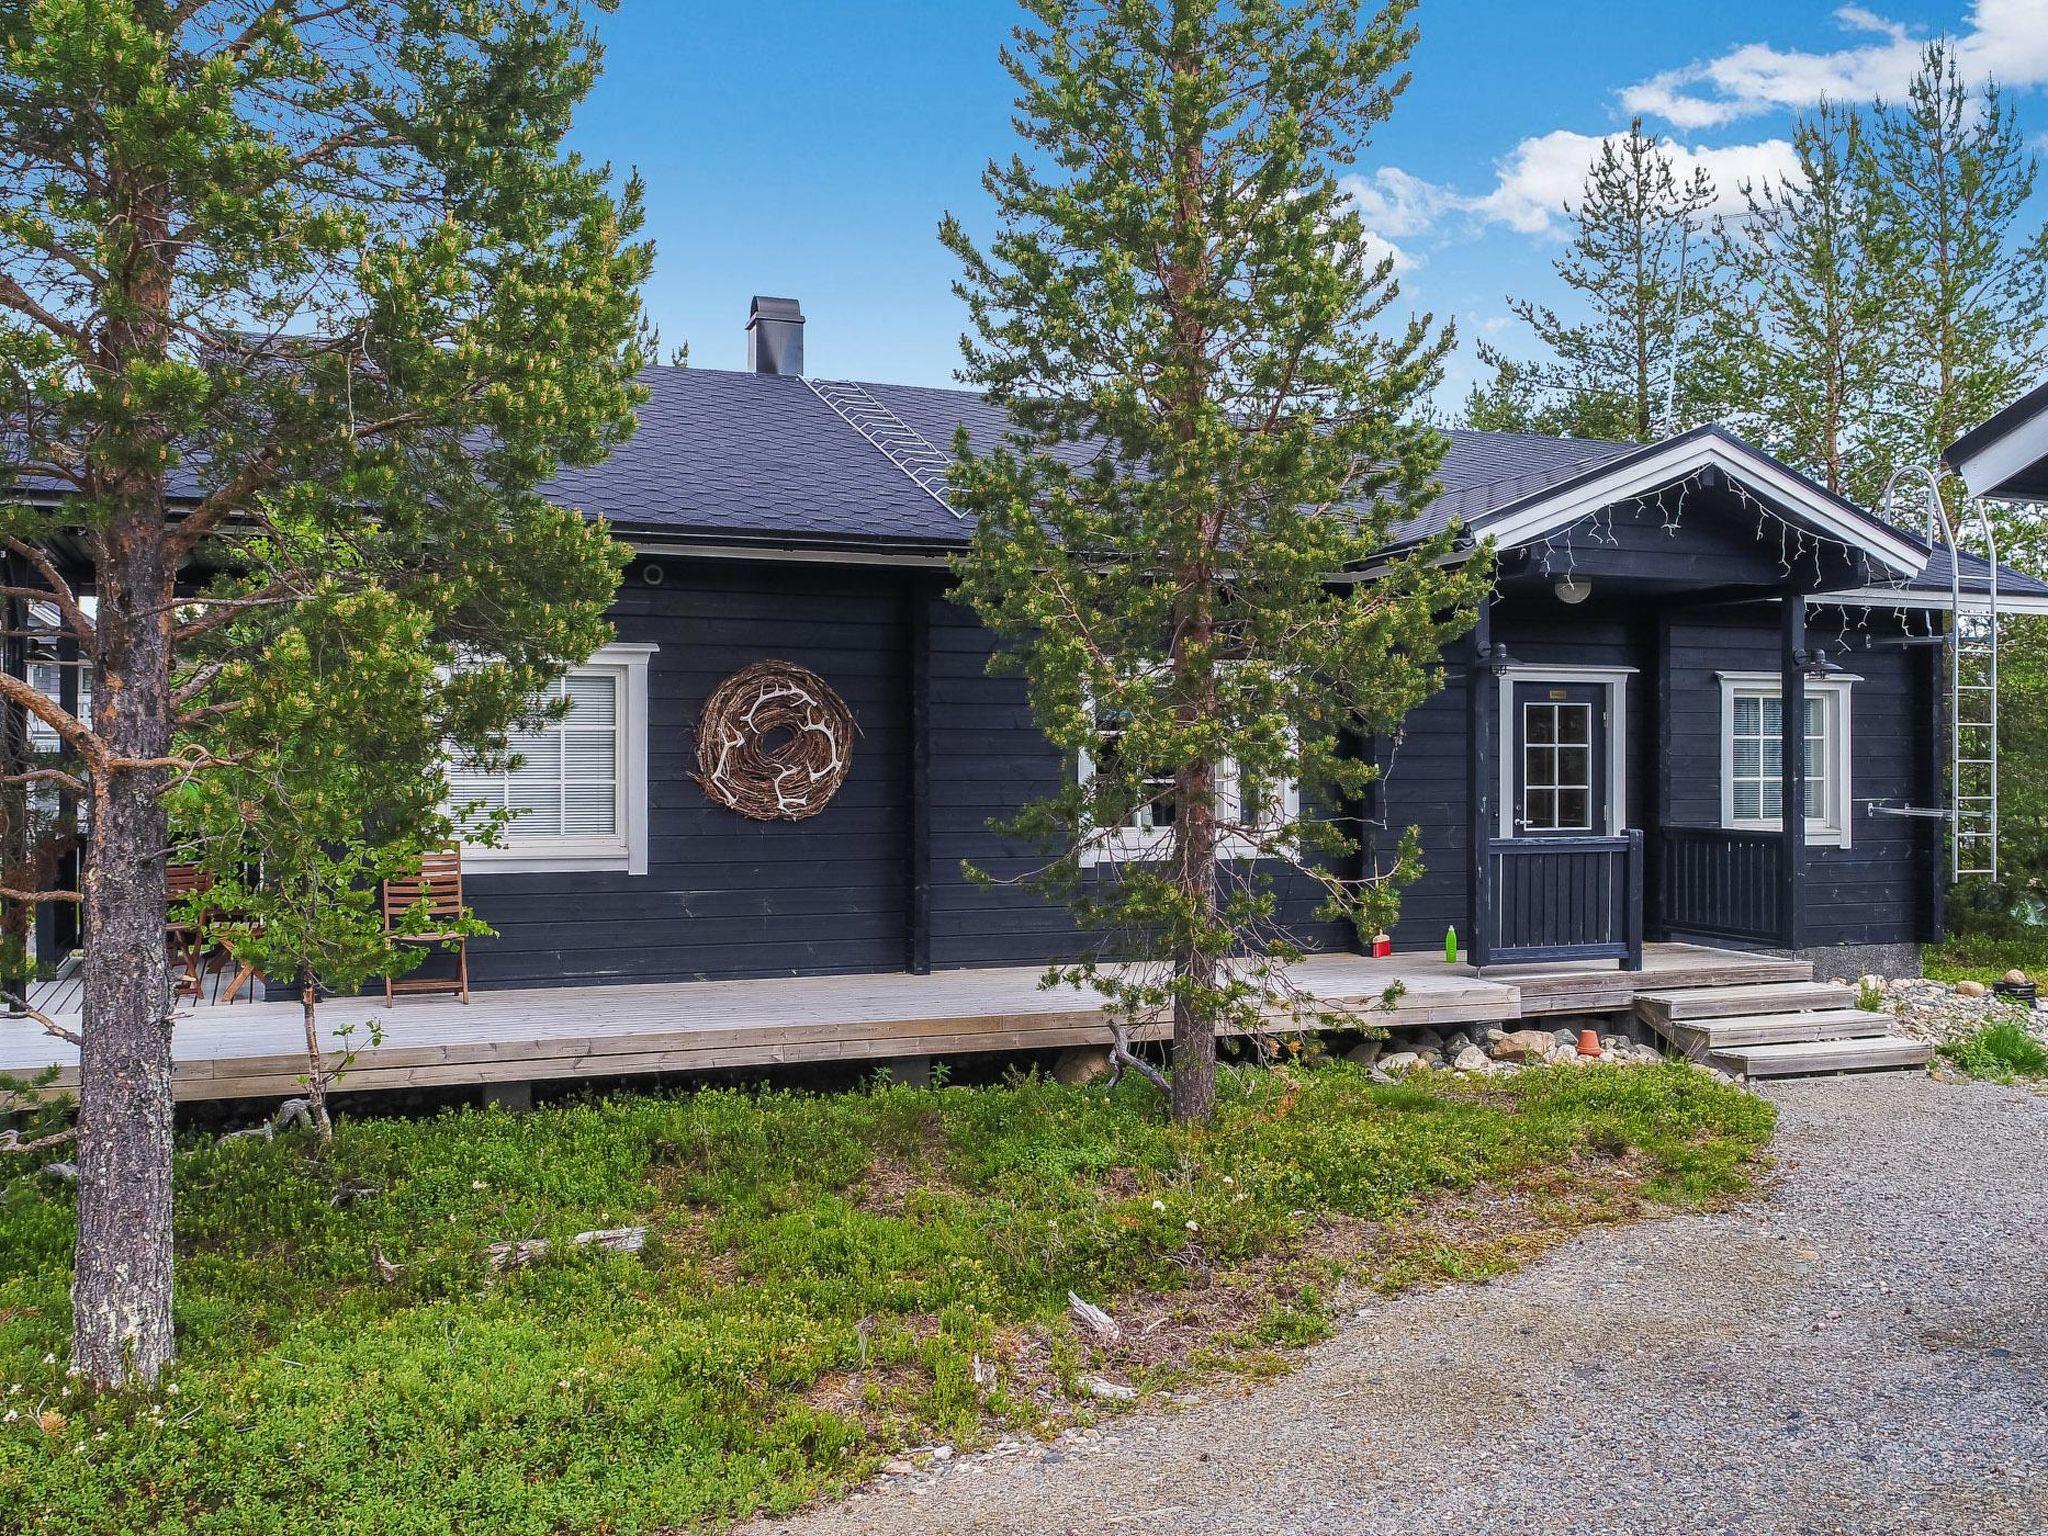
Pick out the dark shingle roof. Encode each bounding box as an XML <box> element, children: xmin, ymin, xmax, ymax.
<box><xmin>545</xmin><ymin>366</ymin><xmax>1644</xmax><ymax>553</ymax></box>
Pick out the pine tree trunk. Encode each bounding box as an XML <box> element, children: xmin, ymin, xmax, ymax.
<box><xmin>71</xmin><ymin>512</ymin><xmax>176</xmax><ymax>1388</ymax></box>
<box><xmin>1170</xmin><ymin>750</ymin><xmax>1220</xmax><ymax>1125</ymax></box>
<box><xmin>301</xmin><ymin>979</ymin><xmax>333</xmax><ymax>1142</ymax></box>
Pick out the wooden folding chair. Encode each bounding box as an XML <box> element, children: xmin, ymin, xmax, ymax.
<box><xmin>382</xmin><ymin>848</ymin><xmax>471</xmax><ymax>1005</ymax></box>
<box><xmin>165</xmin><ymin>864</ymin><xmax>216</xmax><ymax>1000</ymax></box>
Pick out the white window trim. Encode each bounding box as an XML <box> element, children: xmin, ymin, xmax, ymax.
<box><xmin>458</xmin><ymin>642</ymin><xmax>657</xmax><ymax>875</ymax></box>
<box><xmin>1074</xmin><ymin>685</ymin><xmax>1300</xmax><ymax>866</ymax></box>
<box><xmin>1715</xmin><ymin>670</ymin><xmax>1858</xmax><ymax>850</ymax></box>
<box><xmin>1494</xmin><ymin>665</ymin><xmax>1633</xmax><ymax>839</ymax></box>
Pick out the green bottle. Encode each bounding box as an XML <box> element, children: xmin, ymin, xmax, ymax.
<box><xmin>1445</xmin><ymin>926</ymin><xmax>1458</xmax><ymax>963</ymax></box>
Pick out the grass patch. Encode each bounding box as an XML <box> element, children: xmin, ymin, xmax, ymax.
<box><xmin>0</xmin><ymin>1062</ymin><xmax>1771</xmax><ymax>1534</ymax></box>
<box><xmin>1925</xmin><ymin>935</ymin><xmax>2048</xmax><ymax>987</ymax></box>
<box><xmin>1942</xmin><ymin>1019</ymin><xmax>2048</xmax><ymax>1082</ymax></box>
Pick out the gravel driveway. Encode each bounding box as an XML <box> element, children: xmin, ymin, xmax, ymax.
<box><xmin>751</xmin><ymin>1076</ymin><xmax>2047</xmax><ymax>1536</ymax></box>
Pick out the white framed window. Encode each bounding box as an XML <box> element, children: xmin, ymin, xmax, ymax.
<box><xmin>1076</xmin><ymin>695</ymin><xmax>1299</xmax><ymax>866</ymax></box>
<box><xmin>1716</xmin><ymin>671</ymin><xmax>1855</xmax><ymax>849</ymax></box>
<box><xmin>448</xmin><ymin>642</ymin><xmax>657</xmax><ymax>874</ymax></box>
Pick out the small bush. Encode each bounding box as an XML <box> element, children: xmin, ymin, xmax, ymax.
<box><xmin>1944</xmin><ymin>1019</ymin><xmax>2048</xmax><ymax>1082</ymax></box>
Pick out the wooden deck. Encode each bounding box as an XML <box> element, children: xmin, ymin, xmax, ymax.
<box><xmin>0</xmin><ymin>943</ymin><xmax>1802</xmax><ymax>1104</ymax></box>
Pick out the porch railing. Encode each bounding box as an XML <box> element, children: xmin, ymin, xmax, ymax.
<box><xmin>1481</xmin><ymin>830</ymin><xmax>1643</xmax><ymax>968</ymax></box>
<box><xmin>1655</xmin><ymin>826</ymin><xmax>1782</xmax><ymax>945</ymax></box>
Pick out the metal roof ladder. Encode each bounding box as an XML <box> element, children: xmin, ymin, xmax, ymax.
<box><xmin>1879</xmin><ymin>466</ymin><xmax>1999</xmax><ymax>880</ymax></box>
<box><xmin>804</xmin><ymin>377</ymin><xmax>964</xmax><ymax>517</ymax></box>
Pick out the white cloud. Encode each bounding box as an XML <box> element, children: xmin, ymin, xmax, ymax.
<box><xmin>1468</xmin><ymin>130</ymin><xmax>1799</xmax><ymax>234</ymax></box>
<box><xmin>1620</xmin><ymin>1</ymin><xmax>2048</xmax><ymax>131</ymax></box>
<box><xmin>1359</xmin><ymin>231</ymin><xmax>1420</xmax><ymax>274</ymax></box>
<box><xmin>1339</xmin><ymin>166</ymin><xmax>1460</xmax><ymax>238</ymax></box>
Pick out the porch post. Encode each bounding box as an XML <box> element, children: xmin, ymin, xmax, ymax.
<box><xmin>1466</xmin><ymin>596</ymin><xmax>1494</xmax><ymax>969</ymax></box>
<box><xmin>1779</xmin><ymin>593</ymin><xmax>1807</xmax><ymax>952</ymax></box>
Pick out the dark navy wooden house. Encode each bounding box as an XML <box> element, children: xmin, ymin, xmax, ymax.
<box><xmin>450</xmin><ymin>298</ymin><xmax>2048</xmax><ymax>991</ymax></box>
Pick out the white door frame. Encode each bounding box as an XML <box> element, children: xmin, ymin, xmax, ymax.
<box><xmin>1495</xmin><ymin>665</ymin><xmax>1636</xmax><ymax>840</ymax></box>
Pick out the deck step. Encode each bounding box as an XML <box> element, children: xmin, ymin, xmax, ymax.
<box><xmin>1708</xmin><ymin>1034</ymin><xmax>1932</xmax><ymax>1079</ymax></box>
<box><xmin>1663</xmin><ymin>1008</ymin><xmax>1894</xmax><ymax>1053</ymax></box>
<box><xmin>1634</xmin><ymin>981</ymin><xmax>1853</xmax><ymax>1024</ymax></box>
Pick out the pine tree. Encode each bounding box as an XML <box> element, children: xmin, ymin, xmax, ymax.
<box><xmin>1476</xmin><ymin>121</ymin><xmax>1720</xmax><ymax>443</ymax></box>
<box><xmin>943</xmin><ymin>0</ymin><xmax>1486</xmax><ymax>1123</ymax></box>
<box><xmin>1861</xmin><ymin>43</ymin><xmax>2048</xmax><ymax>508</ymax></box>
<box><xmin>0</xmin><ymin>0</ymin><xmax>646</xmax><ymax>1385</ymax></box>
<box><xmin>1709</xmin><ymin>102</ymin><xmax>1891</xmax><ymax>501</ymax></box>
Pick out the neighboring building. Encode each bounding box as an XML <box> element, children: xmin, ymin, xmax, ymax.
<box><xmin>429</xmin><ymin>298</ymin><xmax>2047</xmax><ymax>991</ymax></box>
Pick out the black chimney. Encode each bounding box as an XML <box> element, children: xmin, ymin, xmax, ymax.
<box><xmin>746</xmin><ymin>295</ymin><xmax>805</xmax><ymax>376</ymax></box>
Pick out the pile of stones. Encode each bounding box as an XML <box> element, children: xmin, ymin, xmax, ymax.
<box><xmin>1863</xmin><ymin>971</ymin><xmax>2048</xmax><ymax>1051</ymax></box>
<box><xmin>1347</xmin><ymin>1022</ymin><xmax>1666</xmax><ymax>1080</ymax></box>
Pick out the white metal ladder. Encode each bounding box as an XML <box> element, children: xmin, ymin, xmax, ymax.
<box><xmin>804</xmin><ymin>377</ymin><xmax>964</xmax><ymax>517</ymax></box>
<box><xmin>1881</xmin><ymin>465</ymin><xmax>1999</xmax><ymax>880</ymax></box>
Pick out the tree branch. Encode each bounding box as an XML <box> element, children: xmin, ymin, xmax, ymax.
<box><xmin>3</xmin><ymin>538</ymin><xmax>93</xmax><ymax>638</ymax></box>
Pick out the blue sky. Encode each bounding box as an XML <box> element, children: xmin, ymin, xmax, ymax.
<box><xmin>573</xmin><ymin>1</ymin><xmax>2048</xmax><ymax>404</ymax></box>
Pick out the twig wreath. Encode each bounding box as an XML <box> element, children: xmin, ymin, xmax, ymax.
<box><xmin>692</xmin><ymin>659</ymin><xmax>856</xmax><ymax>821</ymax></box>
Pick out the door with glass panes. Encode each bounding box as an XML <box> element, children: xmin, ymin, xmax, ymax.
<box><xmin>1511</xmin><ymin>682</ymin><xmax>1607</xmax><ymax>837</ymax></box>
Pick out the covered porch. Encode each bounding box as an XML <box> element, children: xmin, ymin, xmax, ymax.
<box><xmin>1441</xmin><ymin>429</ymin><xmax>1942</xmax><ymax>971</ymax></box>
<box><xmin>0</xmin><ymin>943</ymin><xmax>1805</xmax><ymax>1104</ymax></box>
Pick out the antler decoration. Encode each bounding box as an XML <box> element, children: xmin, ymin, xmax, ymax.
<box><xmin>692</xmin><ymin>660</ymin><xmax>856</xmax><ymax>821</ymax></box>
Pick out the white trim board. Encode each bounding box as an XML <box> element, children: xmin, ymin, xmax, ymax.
<box><xmin>1949</xmin><ymin>403</ymin><xmax>2048</xmax><ymax>504</ymax></box>
<box><xmin>1494</xmin><ymin>665</ymin><xmax>1634</xmax><ymax>840</ymax></box>
<box><xmin>1480</xmin><ymin>433</ymin><xmax>1929</xmax><ymax>578</ymax></box>
<box><xmin>1823</xmin><ymin>586</ymin><xmax>2048</xmax><ymax>617</ymax></box>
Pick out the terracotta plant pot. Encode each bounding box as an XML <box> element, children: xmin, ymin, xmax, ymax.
<box><xmin>1577</xmin><ymin>1028</ymin><xmax>1601</xmax><ymax>1058</ymax></box>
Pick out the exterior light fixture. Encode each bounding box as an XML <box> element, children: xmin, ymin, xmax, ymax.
<box><xmin>1553</xmin><ymin>575</ymin><xmax>1592</xmax><ymax>605</ymax></box>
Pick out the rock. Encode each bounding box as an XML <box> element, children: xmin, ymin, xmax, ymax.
<box><xmin>931</xmin><ymin>1445</ymin><xmax>954</xmax><ymax>1461</ymax></box>
<box><xmin>1344</xmin><ymin>1039</ymin><xmax>1383</xmax><ymax>1069</ymax></box>
<box><xmin>882</xmin><ymin>1459</ymin><xmax>914</xmax><ymax>1477</ymax></box>
<box><xmin>1411</xmin><ymin>1027</ymin><xmax>1445</xmax><ymax>1052</ymax></box>
<box><xmin>1482</xmin><ymin>1027</ymin><xmax>1506</xmax><ymax>1046</ymax></box>
<box><xmin>1956</xmin><ymin>980</ymin><xmax>1988</xmax><ymax>998</ymax></box>
<box><xmin>572</xmin><ymin>1226</ymin><xmax>646</xmax><ymax>1254</ymax></box>
<box><xmin>41</xmin><ymin>1160</ymin><xmax>76</xmax><ymax>1182</ymax></box>
<box><xmin>1632</xmin><ymin>1043</ymin><xmax>1663</xmax><ymax>1064</ymax></box>
<box><xmin>1443</xmin><ymin>1032</ymin><xmax>1476</xmax><ymax>1057</ymax></box>
<box><xmin>2004</xmin><ymin>968</ymin><xmax>2029</xmax><ymax>986</ymax></box>
<box><xmin>1453</xmin><ymin>1045</ymin><xmax>1490</xmax><ymax>1073</ymax></box>
<box><xmin>1552</xmin><ymin>1028</ymin><xmax>1580</xmax><ymax>1048</ymax></box>
<box><xmin>1053</xmin><ymin>1046</ymin><xmax>1112</xmax><ymax>1086</ymax></box>
<box><xmin>1081</xmin><ymin>1375</ymin><xmax>1138</xmax><ymax>1401</ymax></box>
<box><xmin>1491</xmin><ymin>1028</ymin><xmax>1556</xmax><ymax>1063</ymax></box>
<box><xmin>1380</xmin><ymin>1050</ymin><xmax>1423</xmax><ymax>1077</ymax></box>
<box><xmin>1549</xmin><ymin>1044</ymin><xmax>1583</xmax><ymax>1065</ymax></box>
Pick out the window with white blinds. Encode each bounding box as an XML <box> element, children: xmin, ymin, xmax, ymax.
<box><xmin>449</xmin><ymin>669</ymin><xmax>624</xmax><ymax>843</ymax></box>
<box><xmin>447</xmin><ymin>643</ymin><xmax>656</xmax><ymax>873</ymax></box>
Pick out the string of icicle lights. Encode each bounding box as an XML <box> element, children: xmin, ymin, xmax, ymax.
<box><xmin>1524</xmin><ymin>463</ymin><xmax>1941</xmax><ymax>648</ymax></box>
<box><xmin>1527</xmin><ymin>464</ymin><xmax>1851</xmax><ymax>585</ymax></box>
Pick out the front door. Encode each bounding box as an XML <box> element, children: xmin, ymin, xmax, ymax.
<box><xmin>1511</xmin><ymin>682</ymin><xmax>1607</xmax><ymax>837</ymax></box>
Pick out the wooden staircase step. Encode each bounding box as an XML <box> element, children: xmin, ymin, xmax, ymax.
<box><xmin>1709</xmin><ymin>1034</ymin><xmax>1931</xmax><ymax>1079</ymax></box>
<box><xmin>1635</xmin><ymin>981</ymin><xmax>1853</xmax><ymax>1024</ymax></box>
<box><xmin>1664</xmin><ymin>1009</ymin><xmax>1895</xmax><ymax>1053</ymax></box>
